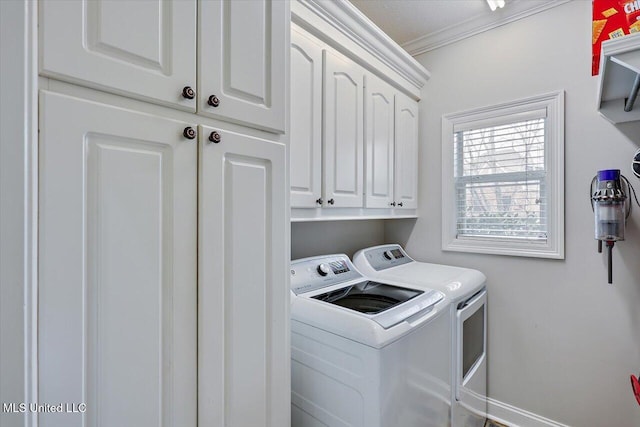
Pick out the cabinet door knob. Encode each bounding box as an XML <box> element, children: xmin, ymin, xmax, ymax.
<box><xmin>398</xmin><ymin>202</ymin><xmax>403</xmax><ymax>207</ymax></box>
<box><xmin>328</xmin><ymin>199</ymin><xmax>335</xmax><ymax>205</ymax></box>
<box><xmin>207</xmin><ymin>95</ymin><xmax>220</xmax><ymax>107</ymax></box>
<box><xmin>316</xmin><ymin>198</ymin><xmax>323</xmax><ymax>205</ymax></box>
<box><xmin>182</xmin><ymin>86</ymin><xmax>195</xmax><ymax>99</ymax></box>
<box><xmin>208</xmin><ymin>131</ymin><xmax>221</xmax><ymax>144</ymax></box>
<box><xmin>183</xmin><ymin>126</ymin><xmax>196</xmax><ymax>140</ymax></box>
<box><xmin>390</xmin><ymin>202</ymin><xmax>396</xmax><ymax>207</ymax></box>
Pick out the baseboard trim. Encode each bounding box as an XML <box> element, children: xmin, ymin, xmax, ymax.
<box><xmin>487</xmin><ymin>397</ymin><xmax>570</xmax><ymax>427</ymax></box>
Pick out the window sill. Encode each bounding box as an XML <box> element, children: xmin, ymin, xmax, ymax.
<box><xmin>443</xmin><ymin>237</ymin><xmax>564</xmax><ymax>259</ymax></box>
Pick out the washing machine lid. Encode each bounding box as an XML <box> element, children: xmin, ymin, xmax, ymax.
<box><xmin>312</xmin><ymin>280</ymin><xmax>422</xmax><ymax>314</ymax></box>
<box><xmin>306</xmin><ymin>280</ymin><xmax>443</xmax><ymax>330</ymax></box>
<box><xmin>291</xmin><ymin>254</ymin><xmax>444</xmax><ymax>329</ymax></box>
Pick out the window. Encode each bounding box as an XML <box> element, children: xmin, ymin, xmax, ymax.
<box><xmin>442</xmin><ymin>92</ymin><xmax>564</xmax><ymax>259</ymax></box>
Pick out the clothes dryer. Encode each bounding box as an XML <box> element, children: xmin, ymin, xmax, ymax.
<box><xmin>290</xmin><ymin>254</ymin><xmax>451</xmax><ymax>427</ymax></box>
<box><xmin>353</xmin><ymin>244</ymin><xmax>487</xmax><ymax>427</ymax></box>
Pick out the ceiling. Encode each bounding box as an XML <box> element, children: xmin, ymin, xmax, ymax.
<box><xmin>348</xmin><ymin>0</ymin><xmax>570</xmax><ymax>56</ymax></box>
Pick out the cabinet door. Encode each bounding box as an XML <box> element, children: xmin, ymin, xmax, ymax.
<box><xmin>199</xmin><ymin>0</ymin><xmax>288</xmax><ymax>133</ymax></box>
<box><xmin>323</xmin><ymin>50</ymin><xmax>365</xmax><ymax>208</ymax></box>
<box><xmin>199</xmin><ymin>127</ymin><xmax>289</xmax><ymax>427</ymax></box>
<box><xmin>394</xmin><ymin>93</ymin><xmax>419</xmax><ymax>209</ymax></box>
<box><xmin>290</xmin><ymin>27</ymin><xmax>323</xmax><ymax>208</ymax></box>
<box><xmin>40</xmin><ymin>0</ymin><xmax>196</xmax><ymax>111</ymax></box>
<box><xmin>364</xmin><ymin>74</ymin><xmax>395</xmax><ymax>208</ymax></box>
<box><xmin>39</xmin><ymin>92</ymin><xmax>197</xmax><ymax>427</ymax></box>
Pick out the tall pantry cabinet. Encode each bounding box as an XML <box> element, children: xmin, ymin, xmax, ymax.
<box><xmin>37</xmin><ymin>1</ymin><xmax>290</xmax><ymax>427</ymax></box>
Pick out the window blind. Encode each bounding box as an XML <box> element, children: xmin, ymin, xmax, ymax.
<box><xmin>454</xmin><ymin>117</ymin><xmax>547</xmax><ymax>242</ymax></box>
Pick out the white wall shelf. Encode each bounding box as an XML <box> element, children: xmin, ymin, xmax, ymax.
<box><xmin>291</xmin><ymin>208</ymin><xmax>417</xmax><ymax>222</ymax></box>
<box><xmin>597</xmin><ymin>32</ymin><xmax>640</xmax><ymax>124</ymax></box>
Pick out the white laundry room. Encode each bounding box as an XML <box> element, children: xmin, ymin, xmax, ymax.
<box><xmin>1</xmin><ymin>1</ymin><xmax>639</xmax><ymax>427</ymax></box>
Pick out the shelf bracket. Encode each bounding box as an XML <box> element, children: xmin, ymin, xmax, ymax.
<box><xmin>624</xmin><ymin>74</ymin><xmax>640</xmax><ymax>112</ymax></box>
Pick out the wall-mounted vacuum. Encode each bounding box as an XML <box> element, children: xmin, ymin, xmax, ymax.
<box><xmin>590</xmin><ymin>169</ymin><xmax>638</xmax><ymax>284</ymax></box>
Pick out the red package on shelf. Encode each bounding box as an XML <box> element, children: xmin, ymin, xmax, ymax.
<box><xmin>592</xmin><ymin>0</ymin><xmax>640</xmax><ymax>75</ymax></box>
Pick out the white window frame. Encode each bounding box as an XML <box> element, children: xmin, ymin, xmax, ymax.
<box><xmin>441</xmin><ymin>91</ymin><xmax>565</xmax><ymax>259</ymax></box>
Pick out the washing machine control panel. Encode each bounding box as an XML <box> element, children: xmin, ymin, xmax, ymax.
<box><xmin>290</xmin><ymin>255</ymin><xmax>362</xmax><ymax>295</ymax></box>
<box><xmin>362</xmin><ymin>245</ymin><xmax>413</xmax><ymax>271</ymax></box>
<box><xmin>317</xmin><ymin>263</ymin><xmax>331</xmax><ymax>276</ymax></box>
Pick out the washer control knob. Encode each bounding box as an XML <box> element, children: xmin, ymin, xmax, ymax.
<box><xmin>383</xmin><ymin>250</ymin><xmax>394</xmax><ymax>260</ymax></box>
<box><xmin>317</xmin><ymin>263</ymin><xmax>331</xmax><ymax>276</ymax></box>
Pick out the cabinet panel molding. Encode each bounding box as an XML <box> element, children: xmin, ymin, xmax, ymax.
<box><xmin>39</xmin><ymin>91</ymin><xmax>197</xmax><ymax>427</ymax></box>
<box><xmin>365</xmin><ymin>74</ymin><xmax>395</xmax><ymax>208</ymax></box>
<box><xmin>323</xmin><ymin>50</ymin><xmax>365</xmax><ymax>208</ymax></box>
<box><xmin>290</xmin><ymin>27</ymin><xmax>323</xmax><ymax>208</ymax></box>
<box><xmin>394</xmin><ymin>93</ymin><xmax>419</xmax><ymax>209</ymax></box>
<box><xmin>199</xmin><ymin>0</ymin><xmax>288</xmax><ymax>133</ymax></box>
<box><xmin>199</xmin><ymin>128</ymin><xmax>289</xmax><ymax>427</ymax></box>
<box><xmin>40</xmin><ymin>0</ymin><xmax>197</xmax><ymax>111</ymax></box>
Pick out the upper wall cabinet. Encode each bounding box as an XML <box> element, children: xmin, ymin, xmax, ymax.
<box><xmin>323</xmin><ymin>49</ymin><xmax>366</xmax><ymax>208</ymax></box>
<box><xmin>597</xmin><ymin>32</ymin><xmax>640</xmax><ymax>123</ymax></box>
<box><xmin>290</xmin><ymin>27</ymin><xmax>324</xmax><ymax>208</ymax></box>
<box><xmin>363</xmin><ymin>75</ymin><xmax>419</xmax><ymax>210</ymax></box>
<box><xmin>364</xmin><ymin>74</ymin><xmax>396</xmax><ymax>208</ymax></box>
<box><xmin>40</xmin><ymin>0</ymin><xmax>287</xmax><ymax>133</ymax></box>
<box><xmin>289</xmin><ymin>0</ymin><xmax>429</xmax><ymax>221</ymax></box>
<box><xmin>40</xmin><ymin>0</ymin><xmax>197</xmax><ymax>112</ymax></box>
<box><xmin>199</xmin><ymin>0</ymin><xmax>287</xmax><ymax>133</ymax></box>
<box><xmin>394</xmin><ymin>92</ymin><xmax>419</xmax><ymax>209</ymax></box>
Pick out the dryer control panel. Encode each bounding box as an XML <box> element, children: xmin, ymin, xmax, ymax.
<box><xmin>290</xmin><ymin>254</ymin><xmax>362</xmax><ymax>295</ymax></box>
<box><xmin>361</xmin><ymin>244</ymin><xmax>413</xmax><ymax>271</ymax></box>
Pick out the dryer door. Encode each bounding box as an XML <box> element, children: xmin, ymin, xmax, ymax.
<box><xmin>455</xmin><ymin>290</ymin><xmax>487</xmax><ymax>418</ymax></box>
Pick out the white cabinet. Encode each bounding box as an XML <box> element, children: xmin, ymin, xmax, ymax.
<box><xmin>35</xmin><ymin>1</ymin><xmax>289</xmax><ymax>426</ymax></box>
<box><xmin>38</xmin><ymin>92</ymin><xmax>289</xmax><ymax>427</ymax></box>
<box><xmin>394</xmin><ymin>92</ymin><xmax>419</xmax><ymax>209</ymax></box>
<box><xmin>40</xmin><ymin>0</ymin><xmax>197</xmax><ymax>112</ymax></box>
<box><xmin>199</xmin><ymin>0</ymin><xmax>287</xmax><ymax>133</ymax></box>
<box><xmin>363</xmin><ymin>75</ymin><xmax>419</xmax><ymax>210</ymax></box>
<box><xmin>40</xmin><ymin>0</ymin><xmax>287</xmax><ymax>133</ymax></box>
<box><xmin>39</xmin><ymin>91</ymin><xmax>197</xmax><ymax>427</ymax></box>
<box><xmin>288</xmin><ymin>29</ymin><xmax>420</xmax><ymax>219</ymax></box>
<box><xmin>198</xmin><ymin>127</ymin><xmax>288</xmax><ymax>427</ymax></box>
<box><xmin>323</xmin><ymin>49</ymin><xmax>365</xmax><ymax>208</ymax></box>
<box><xmin>364</xmin><ymin>74</ymin><xmax>395</xmax><ymax>208</ymax></box>
<box><xmin>290</xmin><ymin>27</ymin><xmax>323</xmax><ymax>208</ymax></box>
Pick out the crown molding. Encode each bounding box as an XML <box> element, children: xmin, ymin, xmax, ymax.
<box><xmin>402</xmin><ymin>0</ymin><xmax>572</xmax><ymax>57</ymax></box>
<box><xmin>293</xmin><ymin>0</ymin><xmax>430</xmax><ymax>93</ymax></box>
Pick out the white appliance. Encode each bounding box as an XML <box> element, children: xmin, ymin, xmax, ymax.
<box><xmin>353</xmin><ymin>245</ymin><xmax>487</xmax><ymax>427</ymax></box>
<box><xmin>290</xmin><ymin>254</ymin><xmax>451</xmax><ymax>427</ymax></box>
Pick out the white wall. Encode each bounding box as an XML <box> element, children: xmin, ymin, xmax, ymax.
<box><xmin>0</xmin><ymin>2</ymin><xmax>34</xmax><ymax>427</ymax></box>
<box><xmin>291</xmin><ymin>220</ymin><xmax>385</xmax><ymax>260</ymax></box>
<box><xmin>386</xmin><ymin>2</ymin><xmax>640</xmax><ymax>426</ymax></box>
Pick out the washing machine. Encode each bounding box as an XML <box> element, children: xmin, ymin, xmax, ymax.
<box><xmin>353</xmin><ymin>244</ymin><xmax>487</xmax><ymax>427</ymax></box>
<box><xmin>290</xmin><ymin>254</ymin><xmax>451</xmax><ymax>427</ymax></box>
